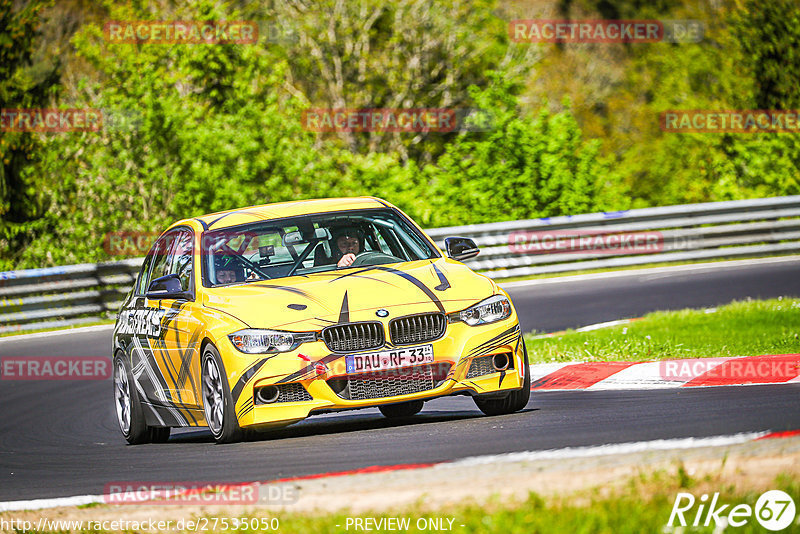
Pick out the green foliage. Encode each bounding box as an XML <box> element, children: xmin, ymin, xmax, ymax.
<box><xmin>617</xmin><ymin>3</ymin><xmax>800</xmax><ymax>204</ymax></box>
<box><xmin>422</xmin><ymin>75</ymin><xmax>629</xmax><ymax>227</ymax></box>
<box><xmin>0</xmin><ymin>0</ymin><xmax>58</xmax><ymax>266</ymax></box>
<box><xmin>262</xmin><ymin>0</ymin><xmax>533</xmax><ymax>161</ymax></box>
<box><xmin>528</xmin><ymin>0</ymin><xmax>800</xmax><ymax>207</ymax></box>
<box><xmin>7</xmin><ymin>0</ymin><xmax>623</xmax><ymax>268</ymax></box>
<box><xmin>733</xmin><ymin>0</ymin><xmax>800</xmax><ymax>110</ymax></box>
<box><xmin>1</xmin><ymin>0</ymin><xmax>798</xmax><ymax>270</ymax></box>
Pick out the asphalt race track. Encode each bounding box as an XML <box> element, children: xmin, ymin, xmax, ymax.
<box><xmin>1</xmin><ymin>258</ymin><xmax>799</xmax><ymax>502</ymax></box>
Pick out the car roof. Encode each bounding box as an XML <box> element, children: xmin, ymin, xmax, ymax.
<box><xmin>170</xmin><ymin>197</ymin><xmax>394</xmax><ymax>232</ymax></box>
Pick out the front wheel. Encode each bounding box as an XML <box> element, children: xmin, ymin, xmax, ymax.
<box><xmin>473</xmin><ymin>342</ymin><xmax>531</xmax><ymax>416</ymax></box>
<box><xmin>202</xmin><ymin>345</ymin><xmax>243</xmax><ymax>444</ymax></box>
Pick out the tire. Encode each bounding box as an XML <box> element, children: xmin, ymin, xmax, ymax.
<box><xmin>473</xmin><ymin>342</ymin><xmax>531</xmax><ymax>416</ymax></box>
<box><xmin>113</xmin><ymin>353</ymin><xmax>151</xmax><ymax>445</ymax></box>
<box><xmin>201</xmin><ymin>345</ymin><xmax>243</xmax><ymax>444</ymax></box>
<box><xmin>379</xmin><ymin>400</ymin><xmax>424</xmax><ymax>418</ymax></box>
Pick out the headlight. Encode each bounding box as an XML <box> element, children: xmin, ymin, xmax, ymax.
<box><xmin>450</xmin><ymin>295</ymin><xmax>512</xmax><ymax>326</ymax></box>
<box><xmin>228</xmin><ymin>329</ymin><xmax>316</xmax><ymax>354</ymax></box>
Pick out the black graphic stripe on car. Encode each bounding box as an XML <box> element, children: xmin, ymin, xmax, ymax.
<box><xmin>432</xmin><ymin>263</ymin><xmax>450</xmax><ymax>291</ymax></box>
<box><xmin>231</xmin><ymin>357</ymin><xmax>273</xmax><ymax>405</ymax></box>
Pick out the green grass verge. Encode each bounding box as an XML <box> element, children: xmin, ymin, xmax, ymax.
<box><xmin>205</xmin><ymin>471</ymin><xmax>800</xmax><ymax>533</ymax></box>
<box><xmin>17</xmin><ymin>458</ymin><xmax>799</xmax><ymax>533</ymax></box>
<box><xmin>524</xmin><ymin>297</ymin><xmax>800</xmax><ymax>364</ymax></box>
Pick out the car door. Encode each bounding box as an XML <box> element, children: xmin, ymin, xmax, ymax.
<box><xmin>122</xmin><ymin>228</ymin><xmax>197</xmax><ymax>428</ymax></box>
<box><xmin>156</xmin><ymin>227</ymin><xmax>204</xmax><ymax>414</ymax></box>
<box><xmin>135</xmin><ymin>228</ymin><xmax>200</xmax><ymax>415</ymax></box>
<box><xmin>125</xmin><ymin>232</ymin><xmax>181</xmax><ymax>423</ymax></box>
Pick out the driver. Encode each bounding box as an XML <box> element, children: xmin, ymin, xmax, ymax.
<box><xmin>332</xmin><ymin>227</ymin><xmax>363</xmax><ymax>268</ymax></box>
<box><xmin>214</xmin><ymin>255</ymin><xmax>245</xmax><ymax>284</ymax></box>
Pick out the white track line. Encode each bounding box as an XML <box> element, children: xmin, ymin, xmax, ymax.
<box><xmin>437</xmin><ymin>432</ymin><xmax>768</xmax><ymax>468</ymax></box>
<box><xmin>0</xmin><ymin>494</ymin><xmax>104</xmax><ymax>512</ymax></box>
<box><xmin>574</xmin><ymin>319</ymin><xmax>634</xmax><ymax>332</ymax></box>
<box><xmin>0</xmin><ymin>324</ymin><xmax>114</xmax><ymax>343</ymax></box>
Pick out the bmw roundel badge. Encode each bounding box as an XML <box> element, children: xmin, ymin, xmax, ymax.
<box><xmin>376</xmin><ymin>309</ymin><xmax>389</xmax><ymax>318</ymax></box>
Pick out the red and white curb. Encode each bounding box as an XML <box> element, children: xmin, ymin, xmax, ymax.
<box><xmin>529</xmin><ymin>354</ymin><xmax>800</xmax><ymax>391</ymax></box>
<box><xmin>2</xmin><ymin>430</ymin><xmax>798</xmax><ymax>512</ymax></box>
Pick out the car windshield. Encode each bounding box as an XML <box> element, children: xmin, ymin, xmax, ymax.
<box><xmin>203</xmin><ymin>208</ymin><xmax>439</xmax><ymax>286</ymax></box>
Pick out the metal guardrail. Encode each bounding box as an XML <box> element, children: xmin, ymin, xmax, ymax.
<box><xmin>0</xmin><ymin>259</ymin><xmax>143</xmax><ymax>334</ymax></box>
<box><xmin>1</xmin><ymin>196</ymin><xmax>799</xmax><ymax>334</ymax></box>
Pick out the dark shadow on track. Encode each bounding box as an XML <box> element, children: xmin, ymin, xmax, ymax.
<box><xmin>168</xmin><ymin>407</ymin><xmax>502</xmax><ymax>444</ymax></box>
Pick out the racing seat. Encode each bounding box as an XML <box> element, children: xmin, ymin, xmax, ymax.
<box><xmin>313</xmin><ymin>241</ymin><xmax>334</xmax><ymax>267</ymax></box>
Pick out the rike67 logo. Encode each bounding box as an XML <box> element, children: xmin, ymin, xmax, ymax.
<box><xmin>669</xmin><ymin>490</ymin><xmax>796</xmax><ymax>531</ymax></box>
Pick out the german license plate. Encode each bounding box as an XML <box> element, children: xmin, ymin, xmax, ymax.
<box><xmin>345</xmin><ymin>344</ymin><xmax>433</xmax><ymax>374</ymax></box>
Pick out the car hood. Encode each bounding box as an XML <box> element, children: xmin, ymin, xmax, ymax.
<box><xmin>202</xmin><ymin>258</ymin><xmax>495</xmax><ymax>330</ymax></box>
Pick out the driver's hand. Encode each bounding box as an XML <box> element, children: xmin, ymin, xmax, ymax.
<box><xmin>337</xmin><ymin>253</ymin><xmax>356</xmax><ymax>268</ymax></box>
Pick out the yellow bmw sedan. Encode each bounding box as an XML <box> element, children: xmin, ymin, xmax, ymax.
<box><xmin>113</xmin><ymin>197</ymin><xmax>530</xmax><ymax>443</ymax></box>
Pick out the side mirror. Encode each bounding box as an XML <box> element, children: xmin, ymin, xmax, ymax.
<box><xmin>445</xmin><ymin>236</ymin><xmax>479</xmax><ymax>261</ymax></box>
<box><xmin>147</xmin><ymin>274</ymin><xmax>191</xmax><ymax>300</ymax></box>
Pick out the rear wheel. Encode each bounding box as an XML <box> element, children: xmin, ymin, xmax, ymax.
<box><xmin>379</xmin><ymin>400</ymin><xmax>424</xmax><ymax>418</ymax></box>
<box><xmin>114</xmin><ymin>353</ymin><xmax>157</xmax><ymax>444</ymax></box>
<box><xmin>473</xmin><ymin>343</ymin><xmax>531</xmax><ymax>416</ymax></box>
<box><xmin>202</xmin><ymin>345</ymin><xmax>243</xmax><ymax>444</ymax></box>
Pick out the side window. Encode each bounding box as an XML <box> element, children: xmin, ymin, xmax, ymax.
<box><xmin>148</xmin><ymin>233</ymin><xmax>177</xmax><ymax>288</ymax></box>
<box><xmin>170</xmin><ymin>229</ymin><xmax>194</xmax><ymax>293</ymax></box>
<box><xmin>135</xmin><ymin>250</ymin><xmax>156</xmax><ymax>296</ymax></box>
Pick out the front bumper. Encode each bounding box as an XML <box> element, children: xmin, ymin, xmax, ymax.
<box><xmin>226</xmin><ymin>318</ymin><xmax>524</xmax><ymax>429</ymax></box>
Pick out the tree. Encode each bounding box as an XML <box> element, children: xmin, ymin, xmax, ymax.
<box><xmin>734</xmin><ymin>0</ymin><xmax>800</xmax><ymax>110</ymax></box>
<box><xmin>0</xmin><ymin>0</ymin><xmax>59</xmax><ymax>267</ymax></box>
<box><xmin>262</xmin><ymin>0</ymin><xmax>536</xmax><ymax>162</ymax></box>
<box><xmin>423</xmin><ymin>75</ymin><xmax>629</xmax><ymax>227</ymax></box>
